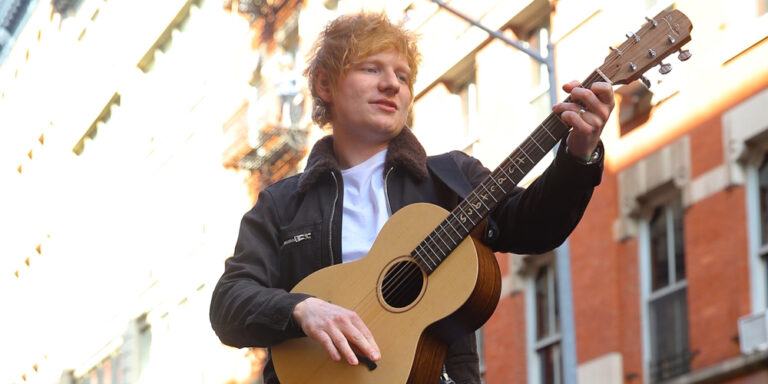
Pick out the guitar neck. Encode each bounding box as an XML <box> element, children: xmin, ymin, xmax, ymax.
<box><xmin>411</xmin><ymin>70</ymin><xmax>609</xmax><ymax>274</ymax></box>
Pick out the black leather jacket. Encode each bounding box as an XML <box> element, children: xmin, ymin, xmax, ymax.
<box><xmin>209</xmin><ymin>128</ymin><xmax>603</xmax><ymax>383</ymax></box>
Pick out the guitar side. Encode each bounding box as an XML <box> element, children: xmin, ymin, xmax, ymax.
<box><xmin>272</xmin><ymin>202</ymin><xmax>501</xmax><ymax>383</ymax></box>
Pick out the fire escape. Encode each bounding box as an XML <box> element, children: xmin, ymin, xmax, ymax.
<box><xmin>222</xmin><ymin>0</ymin><xmax>309</xmax><ymax>200</ymax></box>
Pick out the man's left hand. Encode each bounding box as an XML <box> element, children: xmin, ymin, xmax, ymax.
<box><xmin>552</xmin><ymin>80</ymin><xmax>615</xmax><ymax>159</ymax></box>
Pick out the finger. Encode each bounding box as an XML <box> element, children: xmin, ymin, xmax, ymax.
<box><xmin>561</xmin><ymin>80</ymin><xmax>581</xmax><ymax>93</ymax></box>
<box><xmin>552</xmin><ymin>102</ymin><xmax>582</xmax><ymax>115</ymax></box>
<box><xmin>580</xmin><ymin>110</ymin><xmax>604</xmax><ymax>131</ymax></box>
<box><xmin>316</xmin><ymin>331</ymin><xmax>342</xmax><ymax>362</ymax></box>
<box><xmin>561</xmin><ymin>110</ymin><xmax>597</xmax><ymax>135</ymax></box>
<box><xmin>329</xmin><ymin>327</ymin><xmax>358</xmax><ymax>365</ymax></box>
<box><xmin>590</xmin><ymin>82</ymin><xmax>615</xmax><ymax>106</ymax></box>
<box><xmin>340</xmin><ymin>323</ymin><xmax>374</xmax><ymax>359</ymax></box>
<box><xmin>570</xmin><ymin>87</ymin><xmax>609</xmax><ymax>121</ymax></box>
<box><xmin>350</xmin><ymin>316</ymin><xmax>380</xmax><ymax>360</ymax></box>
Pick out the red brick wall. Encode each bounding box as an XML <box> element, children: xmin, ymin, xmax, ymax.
<box><xmin>689</xmin><ymin>115</ymin><xmax>724</xmax><ymax>179</ymax></box>
<box><xmin>685</xmin><ymin>186</ymin><xmax>751</xmax><ymax>369</ymax></box>
<box><xmin>729</xmin><ymin>370</ymin><xmax>768</xmax><ymax>383</ymax></box>
<box><xmin>569</xmin><ymin>158</ymin><xmax>622</xmax><ymax>363</ymax></box>
<box><xmin>484</xmin><ymin>292</ymin><xmax>527</xmax><ymax>384</ymax></box>
<box><xmin>616</xmin><ymin>235</ymin><xmax>644</xmax><ymax>382</ymax></box>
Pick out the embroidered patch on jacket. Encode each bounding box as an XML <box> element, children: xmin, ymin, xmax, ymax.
<box><xmin>282</xmin><ymin>232</ymin><xmax>312</xmax><ymax>246</ymax></box>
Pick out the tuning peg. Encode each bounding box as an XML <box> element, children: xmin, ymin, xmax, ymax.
<box><xmin>645</xmin><ymin>16</ymin><xmax>658</xmax><ymax>28</ymax></box>
<box><xmin>659</xmin><ymin>61</ymin><xmax>672</xmax><ymax>74</ymax></box>
<box><xmin>640</xmin><ymin>76</ymin><xmax>651</xmax><ymax>89</ymax></box>
<box><xmin>678</xmin><ymin>49</ymin><xmax>692</xmax><ymax>61</ymax></box>
<box><xmin>626</xmin><ymin>32</ymin><xmax>640</xmax><ymax>42</ymax></box>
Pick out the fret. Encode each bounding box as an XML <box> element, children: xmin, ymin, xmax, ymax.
<box><xmin>424</xmin><ymin>237</ymin><xmax>445</xmax><ymax>262</ymax></box>
<box><xmin>417</xmin><ymin>243</ymin><xmax>438</xmax><ymax>268</ymax></box>
<box><xmin>416</xmin><ymin>256</ymin><xmax>433</xmax><ymax>274</ymax></box>
<box><xmin>540</xmin><ymin>123</ymin><xmax>557</xmax><ymax>141</ymax></box>
<box><xmin>488</xmin><ymin>175</ymin><xmax>507</xmax><ymax>195</ymax></box>
<box><xmin>465</xmin><ymin>194</ymin><xmax>488</xmax><ymax>213</ymax></box>
<box><xmin>437</xmin><ymin>223</ymin><xmax>459</xmax><ymax>246</ymax></box>
<box><xmin>409</xmin><ymin>70</ymin><xmax>606</xmax><ymax>275</ymax></box>
<box><xmin>518</xmin><ymin>147</ymin><xmax>534</xmax><ymax>163</ymax></box>
<box><xmin>414</xmin><ymin>250</ymin><xmax>432</xmax><ymax>272</ymax></box>
<box><xmin>478</xmin><ymin>183</ymin><xmax>499</xmax><ymax>203</ymax></box>
<box><xmin>443</xmin><ymin>217</ymin><xmax>463</xmax><ymax>239</ymax></box>
<box><xmin>470</xmin><ymin>190</ymin><xmax>491</xmax><ymax>211</ymax></box>
<box><xmin>434</xmin><ymin>229</ymin><xmax>453</xmax><ymax>251</ymax></box>
<box><xmin>508</xmin><ymin>155</ymin><xmax>526</xmax><ymax>174</ymax></box>
<box><xmin>461</xmin><ymin>204</ymin><xmax>479</xmax><ymax>224</ymax></box>
<box><xmin>456</xmin><ymin>209</ymin><xmax>476</xmax><ymax>228</ymax></box>
<box><xmin>452</xmin><ymin>212</ymin><xmax>471</xmax><ymax>233</ymax></box>
<box><xmin>530</xmin><ymin>135</ymin><xmax>546</xmax><ymax>153</ymax></box>
<box><xmin>495</xmin><ymin>162</ymin><xmax>515</xmax><ymax>185</ymax></box>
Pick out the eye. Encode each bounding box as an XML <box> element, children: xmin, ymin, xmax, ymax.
<box><xmin>397</xmin><ymin>74</ymin><xmax>409</xmax><ymax>83</ymax></box>
<box><xmin>362</xmin><ymin>65</ymin><xmax>379</xmax><ymax>73</ymax></box>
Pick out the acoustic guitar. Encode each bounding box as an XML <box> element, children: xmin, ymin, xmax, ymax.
<box><xmin>272</xmin><ymin>9</ymin><xmax>693</xmax><ymax>383</ymax></box>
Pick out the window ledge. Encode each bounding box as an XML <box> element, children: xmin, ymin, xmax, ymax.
<box><xmin>721</xmin><ymin>13</ymin><xmax>768</xmax><ymax>66</ymax></box>
<box><xmin>659</xmin><ymin>349</ymin><xmax>768</xmax><ymax>384</ymax></box>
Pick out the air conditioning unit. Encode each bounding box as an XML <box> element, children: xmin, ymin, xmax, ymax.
<box><xmin>738</xmin><ymin>311</ymin><xmax>768</xmax><ymax>354</ymax></box>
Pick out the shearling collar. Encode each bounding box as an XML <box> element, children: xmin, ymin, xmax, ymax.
<box><xmin>297</xmin><ymin>128</ymin><xmax>428</xmax><ymax>192</ymax></box>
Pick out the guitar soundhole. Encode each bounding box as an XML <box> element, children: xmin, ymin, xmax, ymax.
<box><xmin>381</xmin><ymin>260</ymin><xmax>425</xmax><ymax>309</ymax></box>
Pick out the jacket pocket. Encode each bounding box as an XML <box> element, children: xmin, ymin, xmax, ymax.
<box><xmin>278</xmin><ymin>221</ymin><xmax>323</xmax><ymax>289</ymax></box>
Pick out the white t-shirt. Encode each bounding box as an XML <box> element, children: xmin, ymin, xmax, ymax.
<box><xmin>340</xmin><ymin>149</ymin><xmax>390</xmax><ymax>263</ymax></box>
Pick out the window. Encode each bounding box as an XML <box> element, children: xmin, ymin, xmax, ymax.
<box><xmin>534</xmin><ymin>264</ymin><xmax>562</xmax><ymax>384</ymax></box>
<box><xmin>440</xmin><ymin>58</ymin><xmax>479</xmax><ymax>153</ymax></box>
<box><xmin>449</xmin><ymin>71</ymin><xmax>478</xmax><ymax>151</ymax></box>
<box><xmin>71</xmin><ymin>315</ymin><xmax>151</xmax><ymax>384</ymax></box>
<box><xmin>757</xmin><ymin>154</ymin><xmax>768</xmax><ymax>305</ymax></box>
<box><xmin>520</xmin><ymin>19</ymin><xmax>551</xmax><ymax>122</ymax></box>
<box><xmin>616</xmin><ymin>82</ymin><xmax>653</xmax><ymax>137</ymax></box>
<box><xmin>645</xmin><ymin>199</ymin><xmax>691</xmax><ymax>382</ymax></box>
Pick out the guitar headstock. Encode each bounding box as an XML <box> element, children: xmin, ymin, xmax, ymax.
<box><xmin>599</xmin><ymin>9</ymin><xmax>692</xmax><ymax>85</ymax></box>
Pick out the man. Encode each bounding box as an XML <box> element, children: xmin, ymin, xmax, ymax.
<box><xmin>210</xmin><ymin>12</ymin><xmax>614</xmax><ymax>383</ymax></box>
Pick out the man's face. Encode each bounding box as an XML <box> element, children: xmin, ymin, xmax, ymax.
<box><xmin>324</xmin><ymin>50</ymin><xmax>412</xmax><ymax>144</ymax></box>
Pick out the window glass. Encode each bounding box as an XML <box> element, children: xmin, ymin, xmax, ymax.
<box><xmin>758</xmin><ymin>154</ymin><xmax>768</xmax><ymax>246</ymax></box>
<box><xmin>534</xmin><ymin>264</ymin><xmax>562</xmax><ymax>383</ymax></box>
<box><xmin>650</xmin><ymin>206</ymin><xmax>670</xmax><ymax>290</ymax></box>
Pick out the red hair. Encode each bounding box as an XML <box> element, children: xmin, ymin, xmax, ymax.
<box><xmin>305</xmin><ymin>13</ymin><xmax>421</xmax><ymax>127</ymax></box>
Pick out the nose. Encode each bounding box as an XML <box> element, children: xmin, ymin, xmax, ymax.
<box><xmin>378</xmin><ymin>69</ymin><xmax>401</xmax><ymax>95</ymax></box>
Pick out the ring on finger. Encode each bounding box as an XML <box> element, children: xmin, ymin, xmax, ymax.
<box><xmin>578</xmin><ymin>108</ymin><xmax>587</xmax><ymax>118</ymax></box>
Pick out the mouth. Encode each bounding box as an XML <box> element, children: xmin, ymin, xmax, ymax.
<box><xmin>370</xmin><ymin>99</ymin><xmax>398</xmax><ymax>111</ymax></box>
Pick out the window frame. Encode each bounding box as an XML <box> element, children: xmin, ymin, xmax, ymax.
<box><xmin>526</xmin><ymin>253</ymin><xmax>564</xmax><ymax>384</ymax></box>
<box><xmin>745</xmin><ymin>151</ymin><xmax>768</xmax><ymax>312</ymax></box>
<box><xmin>638</xmin><ymin>196</ymin><xmax>692</xmax><ymax>383</ymax></box>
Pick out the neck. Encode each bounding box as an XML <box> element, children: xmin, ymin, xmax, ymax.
<box><xmin>332</xmin><ymin>129</ymin><xmax>394</xmax><ymax>169</ymax></box>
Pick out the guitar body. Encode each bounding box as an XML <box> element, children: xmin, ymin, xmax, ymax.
<box><xmin>272</xmin><ymin>203</ymin><xmax>501</xmax><ymax>383</ymax></box>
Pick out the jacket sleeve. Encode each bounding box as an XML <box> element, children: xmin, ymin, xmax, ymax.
<box><xmin>454</xmin><ymin>139</ymin><xmax>603</xmax><ymax>254</ymax></box>
<box><xmin>445</xmin><ymin>332</ymin><xmax>481</xmax><ymax>383</ymax></box>
<box><xmin>209</xmin><ymin>189</ymin><xmax>312</xmax><ymax>348</ymax></box>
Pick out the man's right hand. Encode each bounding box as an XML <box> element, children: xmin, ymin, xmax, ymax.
<box><xmin>292</xmin><ymin>297</ymin><xmax>381</xmax><ymax>365</ymax></box>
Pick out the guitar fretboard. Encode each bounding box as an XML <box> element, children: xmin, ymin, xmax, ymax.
<box><xmin>411</xmin><ymin>70</ymin><xmax>606</xmax><ymax>274</ymax></box>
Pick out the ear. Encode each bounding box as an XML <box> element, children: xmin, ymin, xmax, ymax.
<box><xmin>315</xmin><ymin>71</ymin><xmax>333</xmax><ymax>103</ymax></box>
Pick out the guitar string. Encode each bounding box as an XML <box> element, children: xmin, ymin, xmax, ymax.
<box><xmin>380</xmin><ymin>12</ymin><xmax>654</xmax><ymax>298</ymax></box>
<box><xmin>379</xmin><ymin>72</ymin><xmax>603</xmax><ymax>302</ymax></box>
<box><xmin>380</xmin><ymin>71</ymin><xmax>605</xmax><ymax>303</ymax></box>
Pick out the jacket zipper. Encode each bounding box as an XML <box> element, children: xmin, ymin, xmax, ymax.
<box><xmin>384</xmin><ymin>166</ymin><xmax>394</xmax><ymax>216</ymax></box>
<box><xmin>329</xmin><ymin>171</ymin><xmax>340</xmax><ymax>266</ymax></box>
